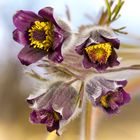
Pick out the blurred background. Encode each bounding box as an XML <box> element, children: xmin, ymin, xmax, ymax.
<box><xmin>0</xmin><ymin>0</ymin><xmax>140</xmax><ymax>140</ymax></box>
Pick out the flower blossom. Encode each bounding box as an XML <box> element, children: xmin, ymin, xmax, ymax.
<box><xmin>13</xmin><ymin>7</ymin><xmax>70</xmax><ymax>65</ymax></box>
<box><xmin>27</xmin><ymin>82</ymin><xmax>79</xmax><ymax>135</ymax></box>
<box><xmin>75</xmin><ymin>27</ymin><xmax>120</xmax><ymax>71</ymax></box>
<box><xmin>86</xmin><ymin>76</ymin><xmax>131</xmax><ymax>114</ymax></box>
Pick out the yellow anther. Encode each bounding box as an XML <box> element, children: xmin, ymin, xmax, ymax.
<box><xmin>100</xmin><ymin>94</ymin><xmax>109</xmax><ymax>108</ymax></box>
<box><xmin>85</xmin><ymin>43</ymin><xmax>112</xmax><ymax>64</ymax></box>
<box><xmin>53</xmin><ymin>112</ymin><xmax>60</xmax><ymax>121</ymax></box>
<box><xmin>28</xmin><ymin>21</ymin><xmax>54</xmax><ymax>51</ymax></box>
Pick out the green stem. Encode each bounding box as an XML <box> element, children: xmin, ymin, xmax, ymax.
<box><xmin>105</xmin><ymin>0</ymin><xmax>111</xmax><ymax>23</ymax></box>
<box><xmin>111</xmin><ymin>0</ymin><xmax>124</xmax><ymax>22</ymax></box>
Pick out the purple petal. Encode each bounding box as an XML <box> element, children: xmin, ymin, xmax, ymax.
<box><xmin>75</xmin><ymin>38</ymin><xmax>89</xmax><ymax>55</ymax></box>
<box><xmin>116</xmin><ymin>80</ymin><xmax>127</xmax><ymax>87</ymax></box>
<box><xmin>57</xmin><ymin>91</ymin><xmax>76</xmax><ymax>119</ymax></box>
<box><xmin>27</xmin><ymin>81</ymin><xmax>64</xmax><ymax>110</ymax></box>
<box><xmin>95</xmin><ymin>63</ymin><xmax>108</xmax><ymax>72</ymax></box>
<box><xmin>18</xmin><ymin>46</ymin><xmax>46</xmax><ymax>65</ymax></box>
<box><xmin>47</xmin><ymin>121</ymin><xmax>60</xmax><ymax>132</ymax></box>
<box><xmin>101</xmin><ymin>36</ymin><xmax>120</xmax><ymax>49</ymax></box>
<box><xmin>98</xmin><ymin>29</ymin><xmax>120</xmax><ymax>49</ymax></box>
<box><xmin>109</xmin><ymin>101</ymin><xmax>119</xmax><ymax>110</ymax></box>
<box><xmin>62</xmin><ymin>102</ymin><xmax>75</xmax><ymax>120</ymax></box>
<box><xmin>38</xmin><ymin>7</ymin><xmax>61</xmax><ymax>29</ymax></box>
<box><xmin>75</xmin><ymin>43</ymin><xmax>85</xmax><ymax>55</ymax></box>
<box><xmin>122</xmin><ymin>90</ymin><xmax>131</xmax><ymax>104</ymax></box>
<box><xmin>103</xmin><ymin>107</ymin><xmax>119</xmax><ymax>114</ymax></box>
<box><xmin>86</xmin><ymin>77</ymin><xmax>103</xmax><ymax>105</ymax></box>
<box><xmin>51</xmin><ymin>84</ymin><xmax>77</xmax><ymax>119</ymax></box>
<box><xmin>13</xmin><ymin>10</ymin><xmax>41</xmax><ymax>31</ymax></box>
<box><xmin>30</xmin><ymin>110</ymin><xmax>41</xmax><ymax>124</ymax></box>
<box><xmin>113</xmin><ymin>92</ymin><xmax>124</xmax><ymax>105</ymax></box>
<box><xmin>30</xmin><ymin>109</ymin><xmax>55</xmax><ymax>125</ymax></box>
<box><xmin>98</xmin><ymin>78</ymin><xmax>125</xmax><ymax>91</ymax></box>
<box><xmin>27</xmin><ymin>91</ymin><xmax>52</xmax><ymax>110</ymax></box>
<box><xmin>48</xmin><ymin>49</ymin><xmax>63</xmax><ymax>63</ymax></box>
<box><xmin>53</xmin><ymin>28</ymin><xmax>64</xmax><ymax>50</ymax></box>
<box><xmin>13</xmin><ymin>29</ymin><xmax>29</xmax><ymax>45</ymax></box>
<box><xmin>108</xmin><ymin>48</ymin><xmax>120</xmax><ymax>67</ymax></box>
<box><xmin>82</xmin><ymin>54</ymin><xmax>93</xmax><ymax>69</ymax></box>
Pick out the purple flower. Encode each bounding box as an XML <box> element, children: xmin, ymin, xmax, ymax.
<box><xmin>27</xmin><ymin>82</ymin><xmax>78</xmax><ymax>135</ymax></box>
<box><xmin>13</xmin><ymin>7</ymin><xmax>70</xmax><ymax>65</ymax></box>
<box><xmin>75</xmin><ymin>27</ymin><xmax>120</xmax><ymax>71</ymax></box>
<box><xmin>86</xmin><ymin>76</ymin><xmax>131</xmax><ymax>114</ymax></box>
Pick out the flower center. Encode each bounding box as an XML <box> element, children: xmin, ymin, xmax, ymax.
<box><xmin>44</xmin><ymin>112</ymin><xmax>55</xmax><ymax>127</ymax></box>
<box><xmin>46</xmin><ymin>111</ymin><xmax>61</xmax><ymax>125</ymax></box>
<box><xmin>85</xmin><ymin>43</ymin><xmax>112</xmax><ymax>64</ymax></box>
<box><xmin>28</xmin><ymin>21</ymin><xmax>54</xmax><ymax>51</ymax></box>
<box><xmin>32</xmin><ymin>30</ymin><xmax>46</xmax><ymax>41</ymax></box>
<box><xmin>100</xmin><ymin>94</ymin><xmax>109</xmax><ymax>108</ymax></box>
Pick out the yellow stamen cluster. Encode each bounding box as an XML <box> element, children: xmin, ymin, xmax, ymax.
<box><xmin>45</xmin><ymin>111</ymin><xmax>60</xmax><ymax>123</ymax></box>
<box><xmin>28</xmin><ymin>21</ymin><xmax>54</xmax><ymax>51</ymax></box>
<box><xmin>100</xmin><ymin>94</ymin><xmax>109</xmax><ymax>108</ymax></box>
<box><xmin>53</xmin><ymin>112</ymin><xmax>60</xmax><ymax>121</ymax></box>
<box><xmin>85</xmin><ymin>43</ymin><xmax>112</xmax><ymax>64</ymax></box>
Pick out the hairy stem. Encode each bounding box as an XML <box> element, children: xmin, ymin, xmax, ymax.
<box><xmin>100</xmin><ymin>64</ymin><xmax>140</xmax><ymax>74</ymax></box>
<box><xmin>80</xmin><ymin>96</ymin><xmax>86</xmax><ymax>140</ymax></box>
<box><xmin>90</xmin><ymin>108</ymin><xmax>98</xmax><ymax>140</ymax></box>
<box><xmin>80</xmin><ymin>101</ymin><xmax>97</xmax><ymax>140</ymax></box>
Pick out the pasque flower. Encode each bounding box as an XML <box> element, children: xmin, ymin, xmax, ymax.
<box><xmin>13</xmin><ymin>7</ymin><xmax>70</xmax><ymax>65</ymax></box>
<box><xmin>86</xmin><ymin>76</ymin><xmax>131</xmax><ymax>114</ymax></box>
<box><xmin>27</xmin><ymin>82</ymin><xmax>79</xmax><ymax>135</ymax></box>
<box><xmin>75</xmin><ymin>27</ymin><xmax>120</xmax><ymax>71</ymax></box>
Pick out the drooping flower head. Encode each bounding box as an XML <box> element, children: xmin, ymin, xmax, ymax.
<box><xmin>75</xmin><ymin>27</ymin><xmax>120</xmax><ymax>71</ymax></box>
<box><xmin>27</xmin><ymin>82</ymin><xmax>79</xmax><ymax>135</ymax></box>
<box><xmin>86</xmin><ymin>76</ymin><xmax>131</xmax><ymax>114</ymax></box>
<box><xmin>13</xmin><ymin>7</ymin><xmax>71</xmax><ymax>65</ymax></box>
